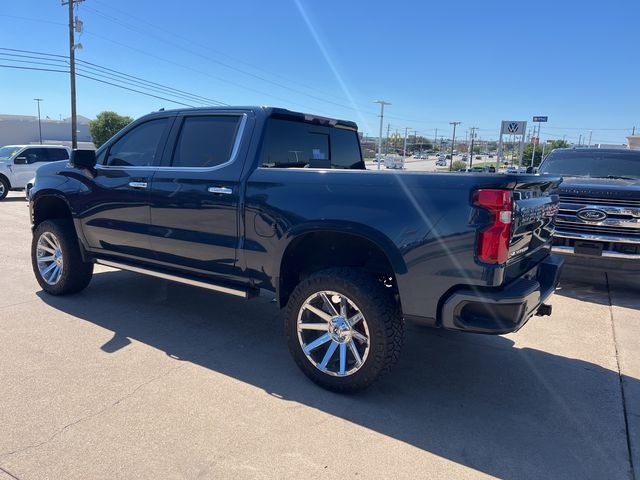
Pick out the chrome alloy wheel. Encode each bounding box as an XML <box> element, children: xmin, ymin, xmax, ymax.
<box><xmin>0</xmin><ymin>182</ymin><xmax>5</xmax><ymax>197</ymax></box>
<box><xmin>36</xmin><ymin>232</ymin><xmax>64</xmax><ymax>285</ymax></box>
<box><xmin>297</xmin><ymin>290</ymin><xmax>370</xmax><ymax>377</ymax></box>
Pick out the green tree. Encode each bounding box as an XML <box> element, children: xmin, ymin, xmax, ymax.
<box><xmin>451</xmin><ymin>160</ymin><xmax>467</xmax><ymax>171</ymax></box>
<box><xmin>88</xmin><ymin>111</ymin><xmax>133</xmax><ymax>147</ymax></box>
<box><xmin>522</xmin><ymin>139</ymin><xmax>570</xmax><ymax>167</ymax></box>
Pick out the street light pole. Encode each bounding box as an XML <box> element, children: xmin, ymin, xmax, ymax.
<box><xmin>373</xmin><ymin>100</ymin><xmax>391</xmax><ymax>171</ymax></box>
<box><xmin>468</xmin><ymin>127</ymin><xmax>477</xmax><ymax>168</ymax></box>
<box><xmin>402</xmin><ymin>127</ymin><xmax>409</xmax><ymax>170</ymax></box>
<box><xmin>34</xmin><ymin>98</ymin><xmax>43</xmax><ymax>144</ymax></box>
<box><xmin>449</xmin><ymin>121</ymin><xmax>461</xmax><ymax>172</ymax></box>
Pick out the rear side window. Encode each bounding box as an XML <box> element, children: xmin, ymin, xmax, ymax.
<box><xmin>46</xmin><ymin>149</ymin><xmax>69</xmax><ymax>161</ymax></box>
<box><xmin>331</xmin><ymin>128</ymin><xmax>365</xmax><ymax>169</ymax></box>
<box><xmin>106</xmin><ymin>118</ymin><xmax>168</xmax><ymax>167</ymax></box>
<box><xmin>260</xmin><ymin>119</ymin><xmax>364</xmax><ymax>169</ymax></box>
<box><xmin>171</xmin><ymin>115</ymin><xmax>241</xmax><ymax>168</ymax></box>
<box><xmin>21</xmin><ymin>148</ymin><xmax>49</xmax><ymax>163</ymax></box>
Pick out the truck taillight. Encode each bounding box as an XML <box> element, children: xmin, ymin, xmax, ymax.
<box><xmin>473</xmin><ymin>189</ymin><xmax>513</xmax><ymax>264</ymax></box>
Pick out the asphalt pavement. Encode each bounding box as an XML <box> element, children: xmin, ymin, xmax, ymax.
<box><xmin>0</xmin><ymin>190</ymin><xmax>638</xmax><ymax>480</ymax></box>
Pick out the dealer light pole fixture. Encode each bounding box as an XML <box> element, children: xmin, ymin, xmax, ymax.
<box><xmin>34</xmin><ymin>98</ymin><xmax>43</xmax><ymax>144</ymax></box>
<box><xmin>449</xmin><ymin>121</ymin><xmax>461</xmax><ymax>171</ymax></box>
<box><xmin>374</xmin><ymin>100</ymin><xmax>391</xmax><ymax>170</ymax></box>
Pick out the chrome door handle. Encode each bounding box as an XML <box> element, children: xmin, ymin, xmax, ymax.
<box><xmin>208</xmin><ymin>186</ymin><xmax>233</xmax><ymax>195</ymax></box>
<box><xmin>128</xmin><ymin>181</ymin><xmax>148</xmax><ymax>189</ymax></box>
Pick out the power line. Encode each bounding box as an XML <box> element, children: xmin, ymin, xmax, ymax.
<box><xmin>75</xmin><ymin>58</ymin><xmax>227</xmax><ymax>106</ymax></box>
<box><xmin>91</xmin><ymin>0</ymin><xmax>366</xmax><ymax>108</ymax></box>
<box><xmin>0</xmin><ymin>47</ymin><xmax>68</xmax><ymax>58</ymax></box>
<box><xmin>82</xmin><ymin>5</ymin><xmax>374</xmax><ymax>115</ymax></box>
<box><xmin>0</xmin><ymin>64</ymin><xmax>69</xmax><ymax>74</ymax></box>
<box><xmin>0</xmin><ymin>61</ymin><xmax>199</xmax><ymax>108</ymax></box>
<box><xmin>74</xmin><ymin>66</ymin><xmax>208</xmax><ymax>106</ymax></box>
<box><xmin>75</xmin><ymin>73</ymin><xmax>197</xmax><ymax>108</ymax></box>
<box><xmin>1</xmin><ymin>47</ymin><xmax>227</xmax><ymax>107</ymax></box>
<box><xmin>0</xmin><ymin>55</ymin><xmax>67</xmax><ymax>69</ymax></box>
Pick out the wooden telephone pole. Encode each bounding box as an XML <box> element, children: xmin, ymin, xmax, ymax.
<box><xmin>62</xmin><ymin>0</ymin><xmax>84</xmax><ymax>149</ymax></box>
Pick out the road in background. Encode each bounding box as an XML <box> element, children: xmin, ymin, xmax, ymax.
<box><xmin>0</xmin><ymin>191</ymin><xmax>638</xmax><ymax>480</ymax></box>
<box><xmin>367</xmin><ymin>154</ymin><xmax>498</xmax><ymax>172</ymax></box>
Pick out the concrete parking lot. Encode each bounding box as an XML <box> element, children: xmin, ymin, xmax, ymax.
<box><xmin>0</xmin><ymin>190</ymin><xmax>638</xmax><ymax>480</ymax></box>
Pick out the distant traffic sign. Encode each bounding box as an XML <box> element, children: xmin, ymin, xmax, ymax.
<box><xmin>533</xmin><ymin>116</ymin><xmax>548</xmax><ymax>122</ymax></box>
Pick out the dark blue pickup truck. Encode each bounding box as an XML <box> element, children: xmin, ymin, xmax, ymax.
<box><xmin>29</xmin><ymin>106</ymin><xmax>563</xmax><ymax>392</ymax></box>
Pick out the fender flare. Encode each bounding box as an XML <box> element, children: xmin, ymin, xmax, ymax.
<box><xmin>278</xmin><ymin>220</ymin><xmax>408</xmax><ymax>276</ymax></box>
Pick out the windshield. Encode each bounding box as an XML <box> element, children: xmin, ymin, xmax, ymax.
<box><xmin>539</xmin><ymin>150</ymin><xmax>640</xmax><ymax>179</ymax></box>
<box><xmin>0</xmin><ymin>146</ymin><xmax>20</xmax><ymax>160</ymax></box>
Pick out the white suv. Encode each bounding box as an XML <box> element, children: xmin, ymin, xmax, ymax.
<box><xmin>0</xmin><ymin>145</ymin><xmax>71</xmax><ymax>200</ymax></box>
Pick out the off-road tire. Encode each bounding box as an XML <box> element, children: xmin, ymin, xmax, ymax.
<box><xmin>31</xmin><ymin>219</ymin><xmax>93</xmax><ymax>295</ymax></box>
<box><xmin>284</xmin><ymin>267</ymin><xmax>404</xmax><ymax>393</ymax></box>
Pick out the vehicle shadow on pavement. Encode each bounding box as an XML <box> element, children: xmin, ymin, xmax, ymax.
<box><xmin>556</xmin><ymin>278</ymin><xmax>640</xmax><ymax>309</ymax></box>
<box><xmin>1</xmin><ymin>196</ymin><xmax>26</xmax><ymax>202</ymax></box>
<box><xmin>37</xmin><ymin>270</ymin><xmax>635</xmax><ymax>480</ymax></box>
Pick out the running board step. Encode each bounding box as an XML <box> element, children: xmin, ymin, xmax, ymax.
<box><xmin>96</xmin><ymin>259</ymin><xmax>258</xmax><ymax>299</ymax></box>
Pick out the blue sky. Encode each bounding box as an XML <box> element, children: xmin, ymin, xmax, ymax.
<box><xmin>1</xmin><ymin>0</ymin><xmax>638</xmax><ymax>144</ymax></box>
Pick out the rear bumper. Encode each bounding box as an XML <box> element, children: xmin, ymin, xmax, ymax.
<box><xmin>440</xmin><ymin>254</ymin><xmax>563</xmax><ymax>334</ymax></box>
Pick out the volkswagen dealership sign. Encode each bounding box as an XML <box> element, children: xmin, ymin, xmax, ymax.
<box><xmin>496</xmin><ymin>120</ymin><xmax>527</xmax><ymax>169</ymax></box>
<box><xmin>500</xmin><ymin>121</ymin><xmax>526</xmax><ymax>135</ymax></box>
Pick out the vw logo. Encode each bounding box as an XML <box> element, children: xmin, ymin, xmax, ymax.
<box><xmin>576</xmin><ymin>208</ymin><xmax>607</xmax><ymax>222</ymax></box>
<box><xmin>507</xmin><ymin>122</ymin><xmax>520</xmax><ymax>133</ymax></box>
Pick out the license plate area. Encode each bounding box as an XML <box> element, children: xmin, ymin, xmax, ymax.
<box><xmin>574</xmin><ymin>240</ymin><xmax>604</xmax><ymax>256</ymax></box>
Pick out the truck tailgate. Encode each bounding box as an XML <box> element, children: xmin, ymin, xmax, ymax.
<box><xmin>509</xmin><ymin>177</ymin><xmax>562</xmax><ymax>265</ymax></box>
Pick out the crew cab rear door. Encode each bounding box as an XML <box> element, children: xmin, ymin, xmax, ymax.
<box><xmin>147</xmin><ymin>112</ymin><xmax>251</xmax><ymax>282</ymax></box>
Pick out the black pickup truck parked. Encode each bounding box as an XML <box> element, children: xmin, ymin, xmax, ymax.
<box><xmin>29</xmin><ymin>107</ymin><xmax>563</xmax><ymax>392</ymax></box>
<box><xmin>539</xmin><ymin>148</ymin><xmax>640</xmax><ymax>274</ymax></box>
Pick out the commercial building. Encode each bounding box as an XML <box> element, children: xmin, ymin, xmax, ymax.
<box><xmin>0</xmin><ymin>114</ymin><xmax>94</xmax><ymax>149</ymax></box>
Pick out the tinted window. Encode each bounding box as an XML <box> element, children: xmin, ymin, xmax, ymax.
<box><xmin>46</xmin><ymin>149</ymin><xmax>69</xmax><ymax>161</ymax></box>
<box><xmin>21</xmin><ymin>148</ymin><xmax>49</xmax><ymax>163</ymax></box>
<box><xmin>260</xmin><ymin>119</ymin><xmax>364</xmax><ymax>169</ymax></box>
<box><xmin>331</xmin><ymin>128</ymin><xmax>364</xmax><ymax>169</ymax></box>
<box><xmin>539</xmin><ymin>150</ymin><xmax>640</xmax><ymax>179</ymax></box>
<box><xmin>172</xmin><ymin>115</ymin><xmax>241</xmax><ymax>168</ymax></box>
<box><xmin>106</xmin><ymin>118</ymin><xmax>168</xmax><ymax>167</ymax></box>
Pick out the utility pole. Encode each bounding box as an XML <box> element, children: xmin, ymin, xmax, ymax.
<box><xmin>34</xmin><ymin>98</ymin><xmax>43</xmax><ymax>144</ymax></box>
<box><xmin>449</xmin><ymin>121</ymin><xmax>461</xmax><ymax>172</ymax></box>
<box><xmin>385</xmin><ymin>123</ymin><xmax>391</xmax><ymax>155</ymax></box>
<box><xmin>578</xmin><ymin>133</ymin><xmax>582</xmax><ymax>147</ymax></box>
<box><xmin>63</xmin><ymin>0</ymin><xmax>84</xmax><ymax>149</ymax></box>
<box><xmin>373</xmin><ymin>100</ymin><xmax>390</xmax><ymax>171</ymax></box>
<box><xmin>530</xmin><ymin>123</ymin><xmax>539</xmax><ymax>167</ymax></box>
<box><xmin>434</xmin><ymin>128</ymin><xmax>438</xmax><ymax>148</ymax></box>
<box><xmin>468</xmin><ymin>127</ymin><xmax>477</xmax><ymax>168</ymax></box>
<box><xmin>402</xmin><ymin>127</ymin><xmax>409</xmax><ymax>169</ymax></box>
<box><xmin>588</xmin><ymin>130</ymin><xmax>592</xmax><ymax>147</ymax></box>
<box><xmin>518</xmin><ymin>124</ymin><xmax>540</xmax><ymax>167</ymax></box>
